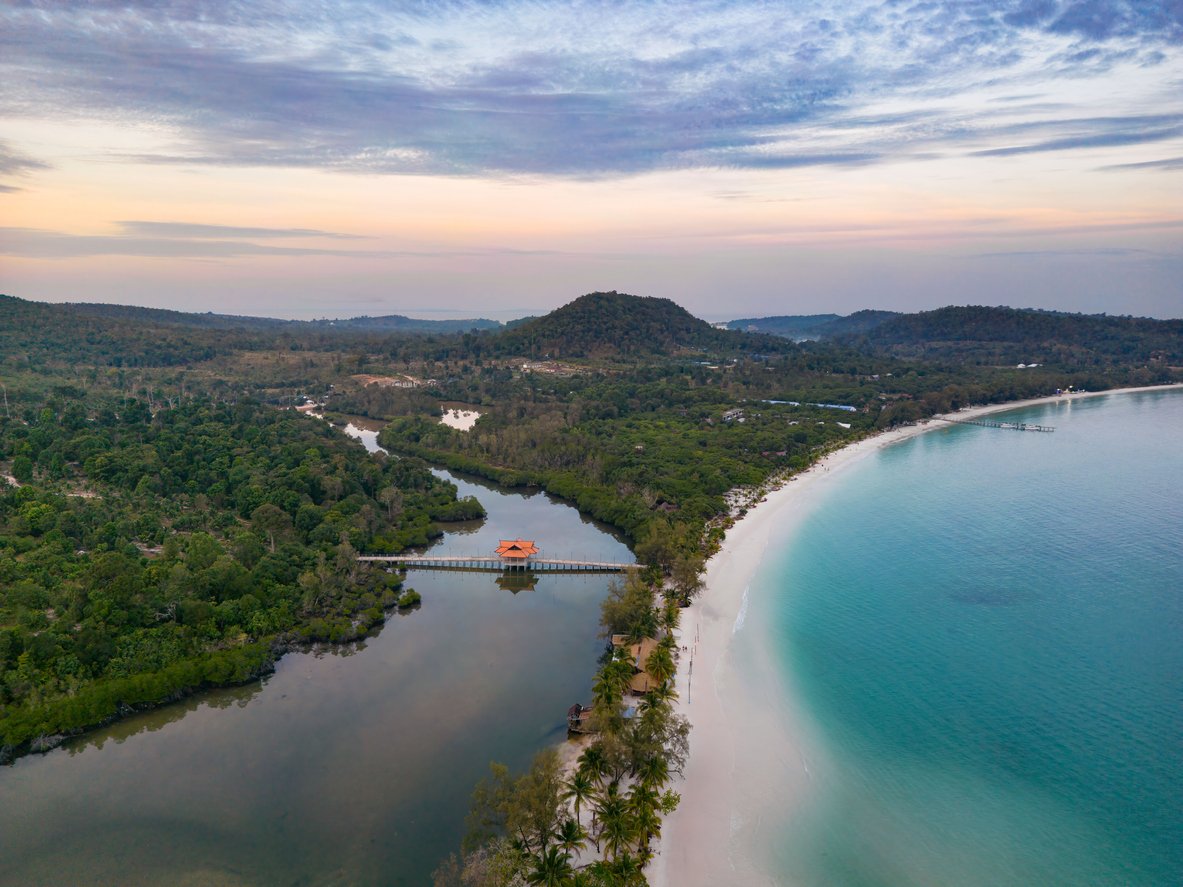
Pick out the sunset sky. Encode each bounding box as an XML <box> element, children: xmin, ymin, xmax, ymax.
<box><xmin>2</xmin><ymin>1</ymin><xmax>1181</xmax><ymax>321</ymax></box>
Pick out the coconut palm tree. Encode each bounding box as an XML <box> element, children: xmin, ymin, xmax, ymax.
<box><xmin>555</xmin><ymin>816</ymin><xmax>587</xmax><ymax>858</ymax></box>
<box><xmin>640</xmin><ymin>680</ymin><xmax>677</xmax><ymax>712</ymax></box>
<box><xmin>526</xmin><ymin>845</ymin><xmax>574</xmax><ymax>887</ymax></box>
<box><xmin>576</xmin><ymin>745</ymin><xmax>608</xmax><ymax>788</ymax></box>
<box><xmin>628</xmin><ymin>782</ymin><xmax>662</xmax><ymax>853</ymax></box>
<box><xmin>635</xmin><ymin>754</ymin><xmax>670</xmax><ymax>791</ymax></box>
<box><xmin>563</xmin><ymin>769</ymin><xmax>595</xmax><ymax>828</ymax></box>
<box><xmin>645</xmin><ymin>644</ymin><xmax>676</xmax><ymax>687</ymax></box>
<box><xmin>596</xmin><ymin>787</ymin><xmax>636</xmax><ymax>862</ymax></box>
<box><xmin>606</xmin><ymin>849</ymin><xmax>646</xmax><ymax>886</ymax></box>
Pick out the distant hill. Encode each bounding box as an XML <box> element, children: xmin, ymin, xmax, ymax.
<box><xmin>60</xmin><ymin>300</ymin><xmax>499</xmax><ymax>334</ymax></box>
<box><xmin>847</xmin><ymin>306</ymin><xmax>1183</xmax><ymax>366</ymax></box>
<box><xmin>492</xmin><ymin>291</ymin><xmax>788</xmax><ymax>358</ymax></box>
<box><xmin>0</xmin><ymin>294</ymin><xmax>501</xmax><ymax>368</ymax></box>
<box><xmin>728</xmin><ymin>310</ymin><xmax>899</xmax><ymax>340</ymax></box>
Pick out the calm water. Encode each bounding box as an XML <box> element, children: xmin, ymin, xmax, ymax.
<box><xmin>753</xmin><ymin>390</ymin><xmax>1183</xmax><ymax>886</ymax></box>
<box><xmin>0</xmin><ymin>420</ymin><xmax>630</xmax><ymax>886</ymax></box>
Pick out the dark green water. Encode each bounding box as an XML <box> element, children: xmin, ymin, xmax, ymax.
<box><xmin>758</xmin><ymin>390</ymin><xmax>1183</xmax><ymax>886</ymax></box>
<box><xmin>0</xmin><ymin>422</ymin><xmax>630</xmax><ymax>886</ymax></box>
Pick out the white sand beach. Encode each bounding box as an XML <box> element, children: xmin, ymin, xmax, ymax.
<box><xmin>647</xmin><ymin>384</ymin><xmax>1183</xmax><ymax>886</ymax></box>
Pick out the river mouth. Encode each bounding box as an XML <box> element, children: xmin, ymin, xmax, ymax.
<box><xmin>0</xmin><ymin>423</ymin><xmax>633</xmax><ymax>886</ymax></box>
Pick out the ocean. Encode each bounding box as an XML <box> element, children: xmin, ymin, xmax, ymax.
<box><xmin>752</xmin><ymin>390</ymin><xmax>1183</xmax><ymax>886</ymax></box>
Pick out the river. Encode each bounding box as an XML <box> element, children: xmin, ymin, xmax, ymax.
<box><xmin>0</xmin><ymin>417</ymin><xmax>632</xmax><ymax>886</ymax></box>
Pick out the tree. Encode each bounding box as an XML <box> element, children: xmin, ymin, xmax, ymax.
<box><xmin>526</xmin><ymin>845</ymin><xmax>575</xmax><ymax>886</ymax></box>
<box><xmin>11</xmin><ymin>454</ymin><xmax>33</xmax><ymax>484</ymax></box>
<box><xmin>555</xmin><ymin>817</ymin><xmax>587</xmax><ymax>858</ymax></box>
<box><xmin>645</xmin><ymin>644</ymin><xmax>676</xmax><ymax>688</ymax></box>
<box><xmin>251</xmin><ymin>503</ymin><xmax>292</xmax><ymax>553</ymax></box>
<box><xmin>465</xmin><ymin>748</ymin><xmax>566</xmax><ymax>861</ymax></box>
<box><xmin>595</xmin><ymin>784</ymin><xmax>636</xmax><ymax>862</ymax></box>
<box><xmin>563</xmin><ymin>769</ymin><xmax>595</xmax><ymax>829</ymax></box>
<box><xmin>378</xmin><ymin>486</ymin><xmax>403</xmax><ymax>521</ymax></box>
<box><xmin>599</xmin><ymin>574</ymin><xmax>655</xmax><ymax>640</ymax></box>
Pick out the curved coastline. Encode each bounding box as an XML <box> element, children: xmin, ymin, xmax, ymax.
<box><xmin>647</xmin><ymin>383</ymin><xmax>1183</xmax><ymax>886</ymax></box>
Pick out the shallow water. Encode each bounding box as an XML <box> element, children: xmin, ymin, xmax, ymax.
<box><xmin>0</xmin><ymin>423</ymin><xmax>630</xmax><ymax>886</ymax></box>
<box><xmin>751</xmin><ymin>390</ymin><xmax>1183</xmax><ymax>886</ymax></box>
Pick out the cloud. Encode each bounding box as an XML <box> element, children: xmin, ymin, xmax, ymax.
<box><xmin>0</xmin><ymin>227</ymin><xmax>382</xmax><ymax>259</ymax></box>
<box><xmin>1099</xmin><ymin>155</ymin><xmax>1183</xmax><ymax>171</ymax></box>
<box><xmin>0</xmin><ymin>143</ymin><xmax>47</xmax><ymax>175</ymax></box>
<box><xmin>972</xmin><ymin>247</ymin><xmax>1158</xmax><ymax>258</ymax></box>
<box><xmin>0</xmin><ymin>2</ymin><xmax>1180</xmax><ymax>177</ymax></box>
<box><xmin>0</xmin><ymin>225</ymin><xmax>568</xmax><ymax>260</ymax></box>
<box><xmin>117</xmin><ymin>221</ymin><xmax>366</xmax><ymax>239</ymax></box>
<box><xmin>0</xmin><ymin>140</ymin><xmax>48</xmax><ymax>191</ymax></box>
<box><xmin>974</xmin><ymin>125</ymin><xmax>1183</xmax><ymax>156</ymax></box>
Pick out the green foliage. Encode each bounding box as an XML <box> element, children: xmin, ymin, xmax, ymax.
<box><xmin>0</xmin><ymin>398</ymin><xmax>471</xmax><ymax>753</ymax></box>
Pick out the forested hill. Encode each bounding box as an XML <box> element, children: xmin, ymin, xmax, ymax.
<box><xmin>843</xmin><ymin>306</ymin><xmax>1183</xmax><ymax>366</ymax></box>
<box><xmin>0</xmin><ymin>295</ymin><xmax>499</xmax><ymax>358</ymax></box>
<box><xmin>490</xmin><ymin>291</ymin><xmax>788</xmax><ymax>358</ymax></box>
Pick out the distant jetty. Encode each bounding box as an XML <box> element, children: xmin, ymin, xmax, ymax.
<box><xmin>937</xmin><ymin>416</ymin><xmax>1054</xmax><ymax>433</ymax></box>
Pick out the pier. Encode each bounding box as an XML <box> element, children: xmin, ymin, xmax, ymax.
<box><xmin>360</xmin><ymin>536</ymin><xmax>638</xmax><ymax>575</ymax></box>
<box><xmin>358</xmin><ymin>555</ymin><xmax>637</xmax><ymax>573</ymax></box>
<box><xmin>938</xmin><ymin>417</ymin><xmax>1055</xmax><ymax>433</ymax></box>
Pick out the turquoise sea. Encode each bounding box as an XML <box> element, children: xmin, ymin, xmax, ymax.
<box><xmin>752</xmin><ymin>390</ymin><xmax>1183</xmax><ymax>886</ymax></box>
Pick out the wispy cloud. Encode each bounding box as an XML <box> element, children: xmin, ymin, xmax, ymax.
<box><xmin>0</xmin><ymin>1</ymin><xmax>1179</xmax><ymax>177</ymax></box>
<box><xmin>974</xmin><ymin>125</ymin><xmax>1183</xmax><ymax>156</ymax></box>
<box><xmin>0</xmin><ymin>227</ymin><xmax>382</xmax><ymax>259</ymax></box>
<box><xmin>0</xmin><ymin>140</ymin><xmax>49</xmax><ymax>192</ymax></box>
<box><xmin>1099</xmin><ymin>155</ymin><xmax>1183</xmax><ymax>171</ymax></box>
<box><xmin>117</xmin><ymin>221</ymin><xmax>366</xmax><ymax>240</ymax></box>
<box><xmin>0</xmin><ymin>225</ymin><xmax>573</xmax><ymax>260</ymax></box>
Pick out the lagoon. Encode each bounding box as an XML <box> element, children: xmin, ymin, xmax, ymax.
<box><xmin>0</xmin><ymin>421</ymin><xmax>630</xmax><ymax>886</ymax></box>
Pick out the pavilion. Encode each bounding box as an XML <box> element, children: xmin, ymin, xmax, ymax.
<box><xmin>495</xmin><ymin>538</ymin><xmax>539</xmax><ymax>570</ymax></box>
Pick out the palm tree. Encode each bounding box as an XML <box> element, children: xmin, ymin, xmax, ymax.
<box><xmin>640</xmin><ymin>681</ymin><xmax>677</xmax><ymax>712</ymax></box>
<box><xmin>607</xmin><ymin>849</ymin><xmax>646</xmax><ymax>886</ymax></box>
<box><xmin>628</xmin><ymin>782</ymin><xmax>662</xmax><ymax>852</ymax></box>
<box><xmin>596</xmin><ymin>787</ymin><xmax>637</xmax><ymax>862</ymax></box>
<box><xmin>576</xmin><ymin>745</ymin><xmax>608</xmax><ymax>788</ymax></box>
<box><xmin>526</xmin><ymin>845</ymin><xmax>574</xmax><ymax>887</ymax></box>
<box><xmin>635</xmin><ymin>754</ymin><xmax>670</xmax><ymax>790</ymax></box>
<box><xmin>645</xmin><ymin>644</ymin><xmax>676</xmax><ymax>687</ymax></box>
<box><xmin>563</xmin><ymin>769</ymin><xmax>595</xmax><ymax>828</ymax></box>
<box><xmin>591</xmin><ymin>670</ymin><xmax>622</xmax><ymax>711</ymax></box>
<box><xmin>660</xmin><ymin>598</ymin><xmax>680</xmax><ymax>633</ymax></box>
<box><xmin>556</xmin><ymin>816</ymin><xmax>587</xmax><ymax>858</ymax></box>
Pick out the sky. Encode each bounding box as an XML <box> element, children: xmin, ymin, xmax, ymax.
<box><xmin>1</xmin><ymin>0</ymin><xmax>1181</xmax><ymax>321</ymax></box>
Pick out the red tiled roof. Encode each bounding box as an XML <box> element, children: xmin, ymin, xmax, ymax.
<box><xmin>495</xmin><ymin>539</ymin><xmax>539</xmax><ymax>558</ymax></box>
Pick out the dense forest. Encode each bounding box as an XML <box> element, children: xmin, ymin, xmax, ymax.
<box><xmin>0</xmin><ymin>399</ymin><xmax>481</xmax><ymax>756</ymax></box>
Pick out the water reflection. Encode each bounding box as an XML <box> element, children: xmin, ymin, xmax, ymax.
<box><xmin>63</xmin><ymin>680</ymin><xmax>266</xmax><ymax>756</ymax></box>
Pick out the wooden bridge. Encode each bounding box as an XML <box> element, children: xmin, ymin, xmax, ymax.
<box><xmin>938</xmin><ymin>417</ymin><xmax>1055</xmax><ymax>433</ymax></box>
<box><xmin>357</xmin><ymin>555</ymin><xmax>638</xmax><ymax>574</ymax></box>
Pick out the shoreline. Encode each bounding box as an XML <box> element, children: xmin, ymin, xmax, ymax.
<box><xmin>647</xmin><ymin>382</ymin><xmax>1183</xmax><ymax>886</ymax></box>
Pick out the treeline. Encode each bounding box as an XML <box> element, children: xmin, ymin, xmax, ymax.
<box><xmin>846</xmin><ymin>305</ymin><xmax>1183</xmax><ymax>367</ymax></box>
<box><xmin>0</xmin><ymin>398</ymin><xmax>481</xmax><ymax>755</ymax></box>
